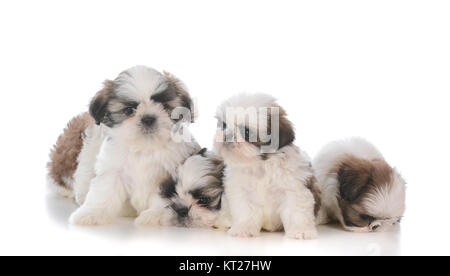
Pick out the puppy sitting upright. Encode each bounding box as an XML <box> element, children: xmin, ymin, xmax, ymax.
<box><xmin>47</xmin><ymin>66</ymin><xmax>200</xmax><ymax>225</ymax></box>
<box><xmin>214</xmin><ymin>93</ymin><xmax>318</xmax><ymax>239</ymax></box>
<box><xmin>314</xmin><ymin>138</ymin><xmax>406</xmax><ymax>232</ymax></box>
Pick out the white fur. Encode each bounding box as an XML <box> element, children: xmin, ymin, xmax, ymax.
<box><xmin>223</xmin><ymin>146</ymin><xmax>317</xmax><ymax>239</ymax></box>
<box><xmin>46</xmin><ymin>175</ymin><xmax>75</xmax><ymax>199</ymax></box>
<box><xmin>214</xmin><ymin>93</ymin><xmax>317</xmax><ymax>239</ymax></box>
<box><xmin>72</xmin><ymin>124</ymin><xmax>104</xmax><ymax>205</ymax></box>
<box><xmin>69</xmin><ymin>66</ymin><xmax>199</xmax><ymax>226</ymax></box>
<box><xmin>364</xmin><ymin>172</ymin><xmax>406</xmax><ymax>218</ymax></box>
<box><xmin>314</xmin><ymin>137</ymin><xmax>406</xmax><ymax>232</ymax></box>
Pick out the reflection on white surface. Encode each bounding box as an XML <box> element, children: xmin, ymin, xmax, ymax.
<box><xmin>44</xmin><ymin>193</ymin><xmax>403</xmax><ymax>256</ymax></box>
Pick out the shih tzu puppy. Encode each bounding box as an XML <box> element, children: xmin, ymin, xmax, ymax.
<box><xmin>314</xmin><ymin>138</ymin><xmax>406</xmax><ymax>232</ymax></box>
<box><xmin>47</xmin><ymin>65</ymin><xmax>200</xmax><ymax>225</ymax></box>
<box><xmin>213</xmin><ymin>93</ymin><xmax>319</xmax><ymax>239</ymax></box>
<box><xmin>136</xmin><ymin>148</ymin><xmax>231</xmax><ymax>229</ymax></box>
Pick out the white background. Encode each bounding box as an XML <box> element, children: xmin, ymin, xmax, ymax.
<box><xmin>0</xmin><ymin>0</ymin><xmax>449</xmax><ymax>256</ymax></box>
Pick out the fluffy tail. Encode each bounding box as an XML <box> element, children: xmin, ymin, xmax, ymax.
<box><xmin>46</xmin><ymin>174</ymin><xmax>74</xmax><ymax>199</ymax></box>
<box><xmin>47</xmin><ymin>112</ymin><xmax>94</xmax><ymax>198</ymax></box>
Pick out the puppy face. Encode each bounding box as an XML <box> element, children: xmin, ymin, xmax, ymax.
<box><xmin>159</xmin><ymin>149</ymin><xmax>225</xmax><ymax>228</ymax></box>
<box><xmin>337</xmin><ymin>157</ymin><xmax>406</xmax><ymax>232</ymax></box>
<box><xmin>89</xmin><ymin>66</ymin><xmax>194</xmax><ymax>146</ymax></box>
<box><xmin>214</xmin><ymin>93</ymin><xmax>295</xmax><ymax>163</ymax></box>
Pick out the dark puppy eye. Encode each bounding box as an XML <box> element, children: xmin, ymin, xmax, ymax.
<box><xmin>360</xmin><ymin>214</ymin><xmax>376</xmax><ymax>222</ymax></box>
<box><xmin>197</xmin><ymin>197</ymin><xmax>211</xmax><ymax>206</ymax></box>
<box><xmin>123</xmin><ymin>103</ymin><xmax>138</xmax><ymax>116</ymax></box>
<box><xmin>124</xmin><ymin>107</ymin><xmax>135</xmax><ymax>116</ymax></box>
<box><xmin>244</xmin><ymin>128</ymin><xmax>250</xmax><ymax>141</ymax></box>
<box><xmin>217</xmin><ymin>120</ymin><xmax>227</xmax><ymax>130</ymax></box>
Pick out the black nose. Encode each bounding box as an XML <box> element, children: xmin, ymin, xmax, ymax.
<box><xmin>176</xmin><ymin>207</ymin><xmax>189</xmax><ymax>218</ymax></box>
<box><xmin>371</xmin><ymin>224</ymin><xmax>380</xmax><ymax>231</ymax></box>
<box><xmin>141</xmin><ymin>115</ymin><xmax>156</xmax><ymax>128</ymax></box>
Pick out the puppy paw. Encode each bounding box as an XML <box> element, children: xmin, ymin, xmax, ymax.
<box><xmin>286</xmin><ymin>228</ymin><xmax>318</xmax><ymax>240</ymax></box>
<box><xmin>228</xmin><ymin>226</ymin><xmax>260</xmax><ymax>238</ymax></box>
<box><xmin>69</xmin><ymin>208</ymin><xmax>114</xmax><ymax>226</ymax></box>
<box><xmin>135</xmin><ymin>211</ymin><xmax>161</xmax><ymax>227</ymax></box>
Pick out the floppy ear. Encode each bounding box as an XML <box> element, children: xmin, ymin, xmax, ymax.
<box><xmin>164</xmin><ymin>71</ymin><xmax>195</xmax><ymax>123</ymax></box>
<box><xmin>277</xmin><ymin>107</ymin><xmax>295</xmax><ymax>149</ymax></box>
<box><xmin>89</xmin><ymin>80</ymin><xmax>115</xmax><ymax>125</ymax></box>
<box><xmin>338</xmin><ymin>160</ymin><xmax>373</xmax><ymax>202</ymax></box>
<box><xmin>159</xmin><ymin>176</ymin><xmax>177</xmax><ymax>199</ymax></box>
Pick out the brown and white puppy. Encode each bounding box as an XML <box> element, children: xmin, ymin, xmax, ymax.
<box><xmin>314</xmin><ymin>138</ymin><xmax>406</xmax><ymax>232</ymax></box>
<box><xmin>214</xmin><ymin>93</ymin><xmax>318</xmax><ymax>239</ymax></box>
<box><xmin>140</xmin><ymin>148</ymin><xmax>232</xmax><ymax>229</ymax></box>
<box><xmin>47</xmin><ymin>65</ymin><xmax>200</xmax><ymax>225</ymax></box>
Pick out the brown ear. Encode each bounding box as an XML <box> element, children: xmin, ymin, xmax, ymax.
<box><xmin>164</xmin><ymin>71</ymin><xmax>195</xmax><ymax>123</ymax></box>
<box><xmin>89</xmin><ymin>80</ymin><xmax>116</xmax><ymax>125</ymax></box>
<box><xmin>277</xmin><ymin>107</ymin><xmax>295</xmax><ymax>149</ymax></box>
<box><xmin>338</xmin><ymin>158</ymin><xmax>373</xmax><ymax>202</ymax></box>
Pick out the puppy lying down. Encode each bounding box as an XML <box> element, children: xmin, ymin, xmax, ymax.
<box><xmin>139</xmin><ymin>148</ymin><xmax>231</xmax><ymax>229</ymax></box>
<box><xmin>314</xmin><ymin>138</ymin><xmax>406</xmax><ymax>232</ymax></box>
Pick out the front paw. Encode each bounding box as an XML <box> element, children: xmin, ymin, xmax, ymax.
<box><xmin>135</xmin><ymin>211</ymin><xmax>161</xmax><ymax>227</ymax></box>
<box><xmin>286</xmin><ymin>228</ymin><xmax>318</xmax><ymax>240</ymax></box>
<box><xmin>228</xmin><ymin>225</ymin><xmax>261</xmax><ymax>238</ymax></box>
<box><xmin>69</xmin><ymin>208</ymin><xmax>114</xmax><ymax>226</ymax></box>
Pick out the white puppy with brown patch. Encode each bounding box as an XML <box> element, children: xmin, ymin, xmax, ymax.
<box><xmin>314</xmin><ymin>138</ymin><xmax>406</xmax><ymax>232</ymax></box>
<box><xmin>47</xmin><ymin>66</ymin><xmax>200</xmax><ymax>225</ymax></box>
<box><xmin>213</xmin><ymin>93</ymin><xmax>318</xmax><ymax>239</ymax></box>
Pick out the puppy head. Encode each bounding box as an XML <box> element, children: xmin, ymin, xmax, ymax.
<box><xmin>213</xmin><ymin>93</ymin><xmax>295</xmax><ymax>163</ymax></box>
<box><xmin>337</xmin><ymin>156</ymin><xmax>406</xmax><ymax>232</ymax></box>
<box><xmin>159</xmin><ymin>149</ymin><xmax>225</xmax><ymax>228</ymax></box>
<box><xmin>89</xmin><ymin>66</ymin><xmax>194</xmax><ymax>146</ymax></box>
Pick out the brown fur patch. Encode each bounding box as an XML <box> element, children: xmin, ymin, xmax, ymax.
<box><xmin>206</xmin><ymin>155</ymin><xmax>225</xmax><ymax>183</ymax></box>
<box><xmin>164</xmin><ymin>71</ymin><xmax>195</xmax><ymax>122</ymax></box>
<box><xmin>336</xmin><ymin>156</ymin><xmax>393</xmax><ymax>203</ymax></box>
<box><xmin>335</xmin><ymin>156</ymin><xmax>394</xmax><ymax>227</ymax></box>
<box><xmin>47</xmin><ymin>113</ymin><xmax>94</xmax><ymax>188</ymax></box>
<box><xmin>276</xmin><ymin>106</ymin><xmax>295</xmax><ymax>149</ymax></box>
<box><xmin>338</xmin><ymin>199</ymin><xmax>372</xmax><ymax>227</ymax></box>
<box><xmin>306</xmin><ymin>175</ymin><xmax>322</xmax><ymax>216</ymax></box>
<box><xmin>252</xmin><ymin>105</ymin><xmax>295</xmax><ymax>152</ymax></box>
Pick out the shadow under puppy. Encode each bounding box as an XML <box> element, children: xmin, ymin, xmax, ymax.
<box><xmin>213</xmin><ymin>93</ymin><xmax>319</xmax><ymax>239</ymax></box>
<box><xmin>136</xmin><ymin>148</ymin><xmax>231</xmax><ymax>229</ymax></box>
<box><xmin>47</xmin><ymin>65</ymin><xmax>200</xmax><ymax>225</ymax></box>
<box><xmin>314</xmin><ymin>138</ymin><xmax>406</xmax><ymax>232</ymax></box>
